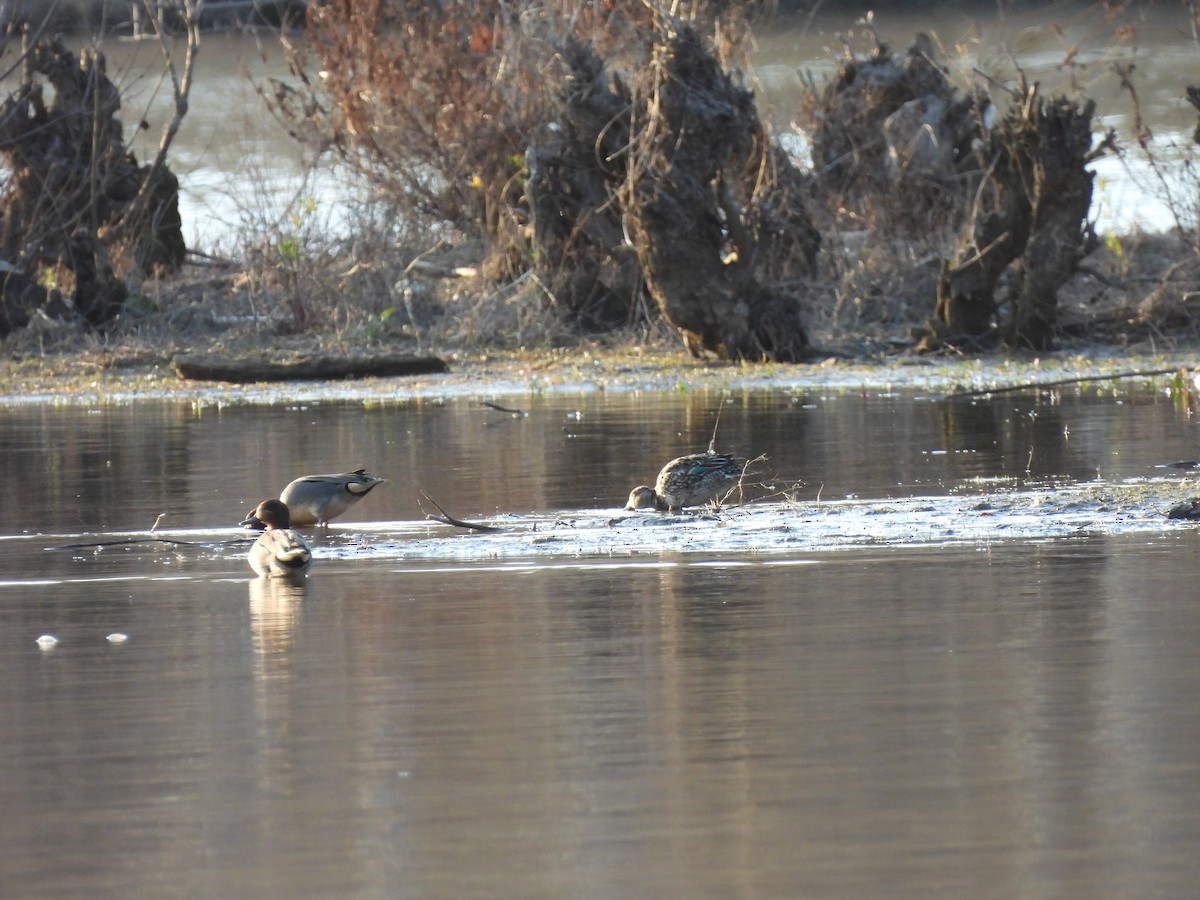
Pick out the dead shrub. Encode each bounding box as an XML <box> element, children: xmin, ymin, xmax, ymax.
<box><xmin>268</xmin><ymin>1</ymin><xmax>587</xmax><ymax>263</ymax></box>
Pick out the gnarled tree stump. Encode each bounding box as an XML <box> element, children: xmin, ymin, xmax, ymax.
<box><xmin>812</xmin><ymin>34</ymin><xmax>987</xmax><ymax>237</ymax></box>
<box><xmin>0</xmin><ymin>34</ymin><xmax>186</xmax><ymax>336</ymax></box>
<box><xmin>524</xmin><ymin>39</ymin><xmax>640</xmax><ymax>329</ymax></box>
<box><xmin>932</xmin><ymin>87</ymin><xmax>1096</xmax><ymax>350</ymax></box>
<box><xmin>623</xmin><ymin>23</ymin><xmax>818</xmax><ymax>362</ymax></box>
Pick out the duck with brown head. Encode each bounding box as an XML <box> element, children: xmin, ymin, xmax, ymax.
<box><xmin>241</xmin><ymin>499</ymin><xmax>313</xmax><ymax>578</ymax></box>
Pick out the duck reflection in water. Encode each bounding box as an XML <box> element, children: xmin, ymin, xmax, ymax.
<box><xmin>241</xmin><ymin>499</ymin><xmax>313</xmax><ymax>578</ymax></box>
<box><xmin>626</xmin><ymin>452</ymin><xmax>748</xmax><ymax>512</ymax></box>
<box><xmin>249</xmin><ymin>575</ymin><xmax>306</xmax><ymax>676</ymax></box>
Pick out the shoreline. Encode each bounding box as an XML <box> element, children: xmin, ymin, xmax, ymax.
<box><xmin>2</xmin><ymin>346</ymin><xmax>1195</xmax><ymax>407</ymax></box>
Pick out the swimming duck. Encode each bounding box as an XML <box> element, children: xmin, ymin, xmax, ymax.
<box><xmin>241</xmin><ymin>499</ymin><xmax>313</xmax><ymax>577</ymax></box>
<box><xmin>278</xmin><ymin>468</ymin><xmax>386</xmax><ymax>526</ymax></box>
<box><xmin>626</xmin><ymin>452</ymin><xmax>747</xmax><ymax>512</ymax></box>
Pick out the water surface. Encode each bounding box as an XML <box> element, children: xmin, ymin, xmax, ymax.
<box><xmin>2</xmin><ymin>385</ymin><xmax>1200</xmax><ymax>897</ymax></box>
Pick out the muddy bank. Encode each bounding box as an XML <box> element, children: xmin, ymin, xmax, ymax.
<box><xmin>0</xmin><ymin>343</ymin><xmax>1193</xmax><ymax>407</ymax></box>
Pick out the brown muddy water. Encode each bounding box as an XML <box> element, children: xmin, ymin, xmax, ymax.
<box><xmin>3</xmin><ymin>382</ymin><xmax>1200</xmax><ymax>897</ymax></box>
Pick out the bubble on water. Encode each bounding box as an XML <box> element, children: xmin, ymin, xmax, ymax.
<box><xmin>36</xmin><ymin>635</ymin><xmax>59</xmax><ymax>649</ymax></box>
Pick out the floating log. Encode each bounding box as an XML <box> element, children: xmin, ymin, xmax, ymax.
<box><xmin>173</xmin><ymin>353</ymin><xmax>448</xmax><ymax>383</ymax></box>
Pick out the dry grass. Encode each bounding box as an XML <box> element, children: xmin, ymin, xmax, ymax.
<box><xmin>7</xmin><ymin>222</ymin><xmax>1200</xmax><ymax>366</ymax></box>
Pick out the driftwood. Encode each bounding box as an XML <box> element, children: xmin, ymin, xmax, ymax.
<box><xmin>173</xmin><ymin>353</ymin><xmax>448</xmax><ymax>383</ymax></box>
<box><xmin>419</xmin><ymin>492</ymin><xmax>503</xmax><ymax>532</ymax></box>
<box><xmin>481</xmin><ymin>400</ymin><xmax>528</xmax><ymax>417</ymax></box>
<box><xmin>47</xmin><ymin>536</ymin><xmax>246</xmax><ymax>550</ymax></box>
<box><xmin>945</xmin><ymin>366</ymin><xmax>1180</xmax><ymax>399</ymax></box>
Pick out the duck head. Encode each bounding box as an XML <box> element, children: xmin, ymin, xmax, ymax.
<box><xmin>241</xmin><ymin>498</ymin><xmax>293</xmax><ymax>531</ymax></box>
<box><xmin>625</xmin><ymin>485</ymin><xmax>665</xmax><ymax>511</ymax></box>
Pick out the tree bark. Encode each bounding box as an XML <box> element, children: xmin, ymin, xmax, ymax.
<box><xmin>0</xmin><ymin>35</ymin><xmax>186</xmax><ymax>333</ymax></box>
<box><xmin>524</xmin><ymin>39</ymin><xmax>640</xmax><ymax>329</ymax></box>
<box><xmin>931</xmin><ymin>87</ymin><xmax>1095</xmax><ymax>351</ymax></box>
<box><xmin>624</xmin><ymin>23</ymin><xmax>817</xmax><ymax>362</ymax></box>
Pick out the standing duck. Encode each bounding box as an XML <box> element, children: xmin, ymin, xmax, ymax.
<box><xmin>626</xmin><ymin>452</ymin><xmax>747</xmax><ymax>512</ymax></box>
<box><xmin>279</xmin><ymin>468</ymin><xmax>385</xmax><ymax>526</ymax></box>
<box><xmin>241</xmin><ymin>499</ymin><xmax>313</xmax><ymax>577</ymax></box>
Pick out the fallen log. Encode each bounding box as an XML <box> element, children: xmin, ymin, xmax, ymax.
<box><xmin>173</xmin><ymin>353</ymin><xmax>448</xmax><ymax>383</ymax></box>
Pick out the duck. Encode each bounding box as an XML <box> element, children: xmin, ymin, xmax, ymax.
<box><xmin>278</xmin><ymin>468</ymin><xmax>386</xmax><ymax>526</ymax></box>
<box><xmin>626</xmin><ymin>451</ymin><xmax>747</xmax><ymax>512</ymax></box>
<box><xmin>241</xmin><ymin>499</ymin><xmax>313</xmax><ymax>577</ymax></box>
<box><xmin>1167</xmin><ymin>497</ymin><xmax>1200</xmax><ymax>520</ymax></box>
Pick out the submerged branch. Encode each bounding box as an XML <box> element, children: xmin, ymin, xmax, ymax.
<box><xmin>946</xmin><ymin>367</ymin><xmax>1182</xmax><ymax>399</ymax></box>
<box><xmin>46</xmin><ymin>536</ymin><xmax>247</xmax><ymax>550</ymax></box>
<box><xmin>419</xmin><ymin>492</ymin><xmax>504</xmax><ymax>532</ymax></box>
<box><xmin>481</xmin><ymin>400</ymin><xmax>528</xmax><ymax>417</ymax></box>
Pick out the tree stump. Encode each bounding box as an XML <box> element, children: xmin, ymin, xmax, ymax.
<box><xmin>811</xmin><ymin>35</ymin><xmax>987</xmax><ymax>236</ymax></box>
<box><xmin>524</xmin><ymin>39</ymin><xmax>641</xmax><ymax>329</ymax></box>
<box><xmin>623</xmin><ymin>23</ymin><xmax>818</xmax><ymax>362</ymax></box>
<box><xmin>0</xmin><ymin>34</ymin><xmax>186</xmax><ymax>335</ymax></box>
<box><xmin>932</xmin><ymin>87</ymin><xmax>1096</xmax><ymax>350</ymax></box>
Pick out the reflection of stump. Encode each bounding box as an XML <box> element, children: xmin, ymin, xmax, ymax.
<box><xmin>0</xmin><ymin>35</ymin><xmax>185</xmax><ymax>334</ymax></box>
<box><xmin>624</xmin><ymin>24</ymin><xmax>817</xmax><ymax>362</ymax></box>
<box><xmin>932</xmin><ymin>88</ymin><xmax>1095</xmax><ymax>350</ymax></box>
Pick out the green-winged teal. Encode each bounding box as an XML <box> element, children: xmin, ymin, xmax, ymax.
<box><xmin>241</xmin><ymin>499</ymin><xmax>313</xmax><ymax>577</ymax></box>
<box><xmin>1167</xmin><ymin>497</ymin><xmax>1200</xmax><ymax>520</ymax></box>
<box><xmin>626</xmin><ymin>452</ymin><xmax>747</xmax><ymax>512</ymax></box>
<box><xmin>279</xmin><ymin>469</ymin><xmax>385</xmax><ymax>526</ymax></box>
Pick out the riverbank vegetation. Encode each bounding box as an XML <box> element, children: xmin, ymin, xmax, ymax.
<box><xmin>4</xmin><ymin>0</ymin><xmax>1200</xmax><ymax>371</ymax></box>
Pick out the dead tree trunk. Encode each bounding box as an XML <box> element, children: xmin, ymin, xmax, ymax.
<box><xmin>623</xmin><ymin>23</ymin><xmax>817</xmax><ymax>362</ymax></box>
<box><xmin>0</xmin><ymin>34</ymin><xmax>186</xmax><ymax>335</ymax></box>
<box><xmin>811</xmin><ymin>34</ymin><xmax>987</xmax><ymax>239</ymax></box>
<box><xmin>1186</xmin><ymin>83</ymin><xmax>1200</xmax><ymax>145</ymax></box>
<box><xmin>930</xmin><ymin>87</ymin><xmax>1096</xmax><ymax>351</ymax></box>
<box><xmin>524</xmin><ymin>39</ymin><xmax>641</xmax><ymax>329</ymax></box>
